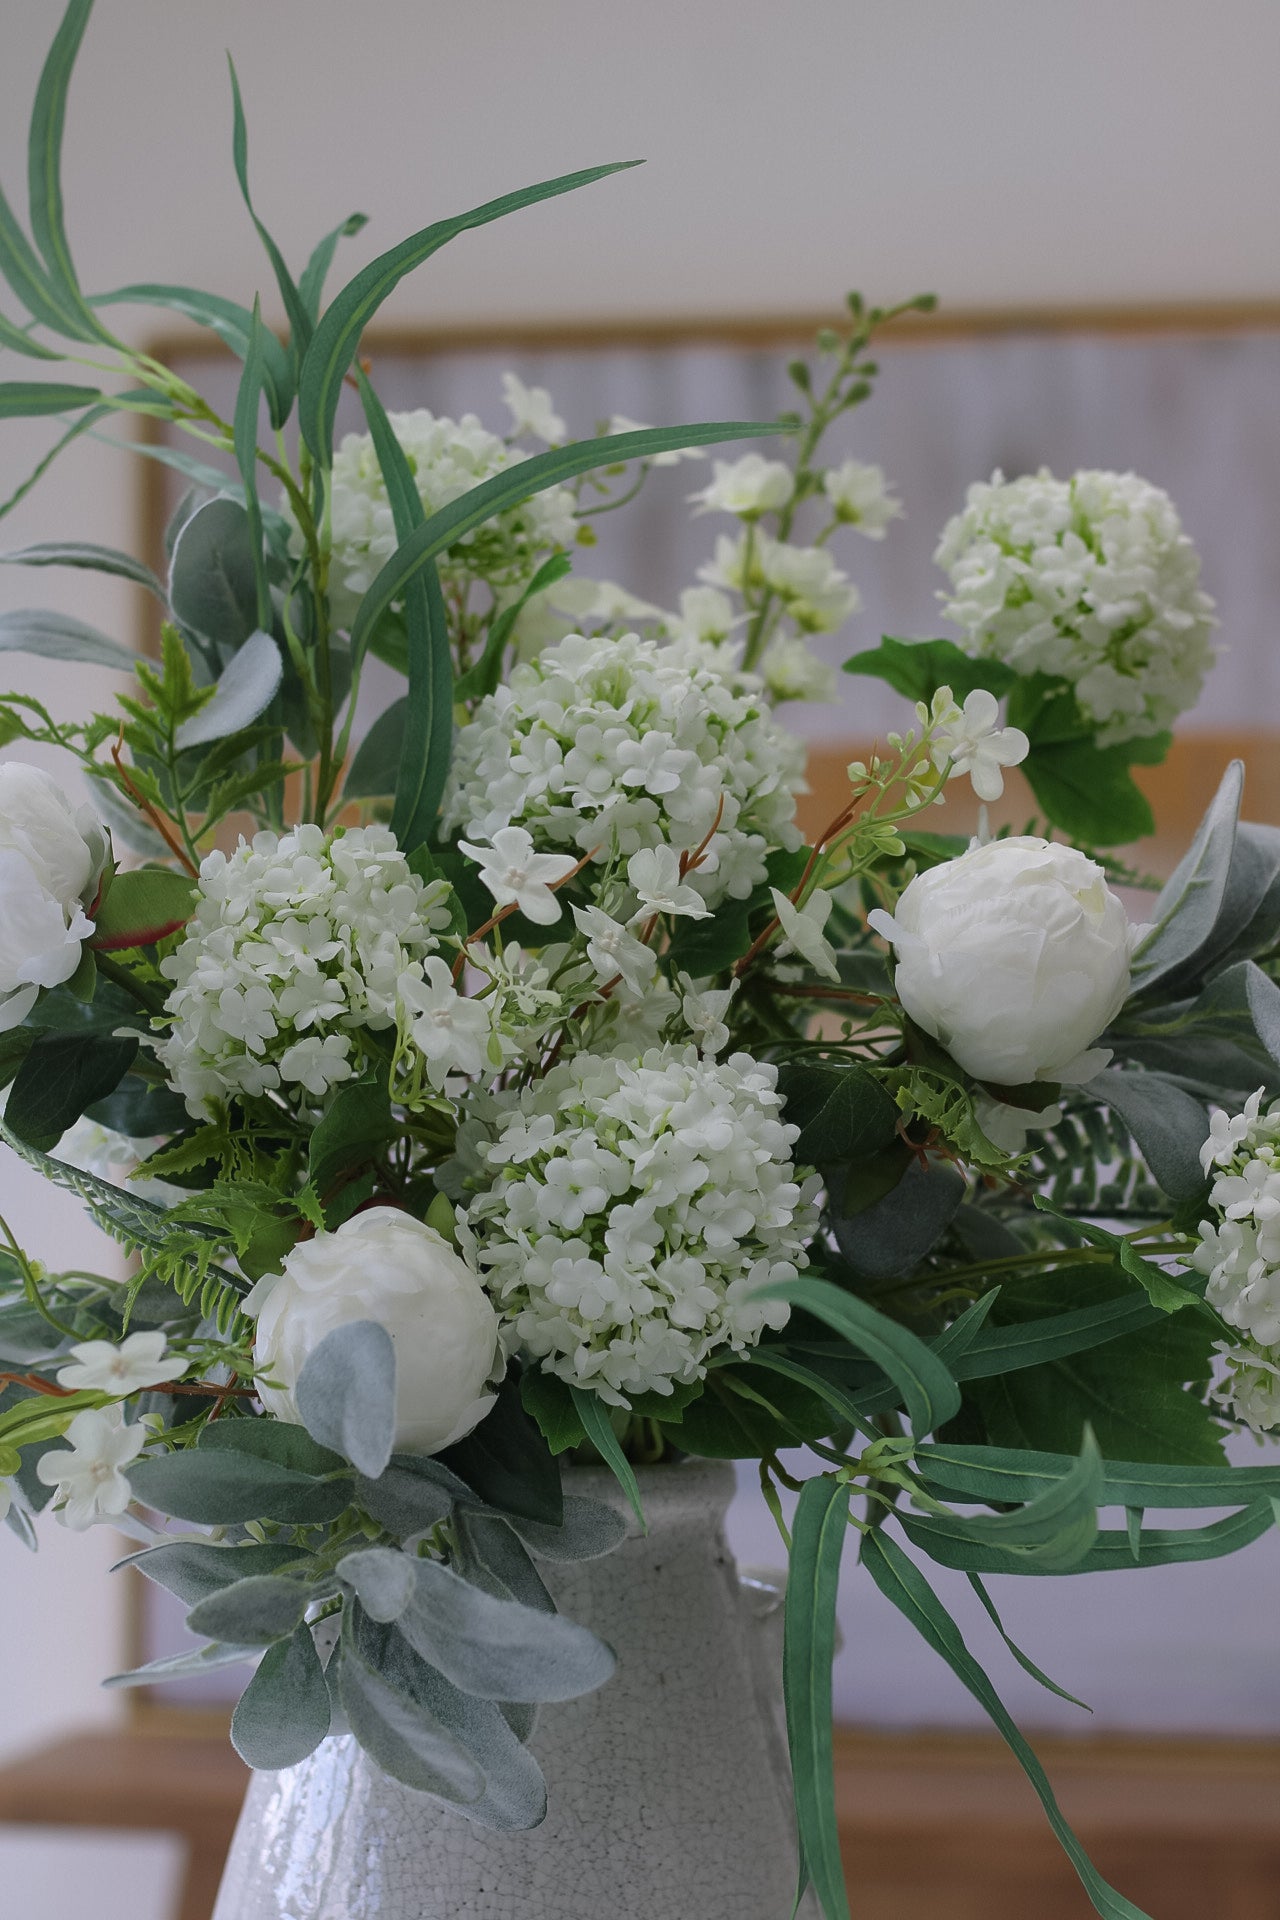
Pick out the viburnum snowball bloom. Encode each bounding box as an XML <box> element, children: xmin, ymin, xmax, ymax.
<box><xmin>442</xmin><ymin>631</ymin><xmax>804</xmax><ymax>908</ymax></box>
<box><xmin>822</xmin><ymin>459</ymin><xmax>902</xmax><ymax>536</ymax></box>
<box><xmin>457</xmin><ymin>1045</ymin><xmax>819</xmax><ymax>1406</ymax></box>
<box><xmin>288</xmin><ymin>406</ymin><xmax>577</xmax><ymax>628</ymax></box>
<box><xmin>249</xmin><ymin>1208</ymin><xmax>499</xmax><ymax>1456</ymax></box>
<box><xmin>690</xmin><ymin>454</ymin><xmax>795</xmax><ymax>518</ymax></box>
<box><xmin>1190</xmin><ymin>1093</ymin><xmax>1280</xmax><ymax>1431</ymax></box>
<box><xmin>935</xmin><ymin>468</ymin><xmax>1216</xmax><ymax>745</ymax></box>
<box><xmin>0</xmin><ymin>762</ymin><xmax>108</xmax><ymax>1031</ymax></box>
<box><xmin>869</xmin><ymin>837</ymin><xmax>1136</xmax><ymax>1086</ymax></box>
<box><xmin>157</xmin><ymin>823</ymin><xmax>455</xmax><ymax>1116</ymax></box>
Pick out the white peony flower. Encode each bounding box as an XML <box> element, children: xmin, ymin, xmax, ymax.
<box><xmin>626</xmin><ymin>845</ymin><xmax>711</xmax><ymax>922</ymax></box>
<box><xmin>0</xmin><ymin>763</ymin><xmax>108</xmax><ymax>1031</ymax></box>
<box><xmin>36</xmin><ymin>1405</ymin><xmax>146</xmax><ymax>1530</ymax></box>
<box><xmin>501</xmin><ymin>371</ymin><xmax>565</xmax><ymax>444</ymax></box>
<box><xmin>760</xmin><ymin>635</ymin><xmax>838</xmax><ymax>705</ymax></box>
<box><xmin>458</xmin><ymin>1045</ymin><xmax>818</xmax><ymax>1405</ymax></box>
<box><xmin>458</xmin><ymin>825</ymin><xmax>579</xmax><ymax>926</ymax></box>
<box><xmin>927</xmin><ymin>687</ymin><xmax>1029</xmax><ymax>802</ymax></box>
<box><xmin>443</xmin><ymin>631</ymin><xmax>804</xmax><ymax>911</ymax></box>
<box><xmin>249</xmin><ymin>1207</ymin><xmax>499</xmax><ymax>1457</ymax></box>
<box><xmin>157</xmin><ymin>823</ymin><xmax>454</xmax><ymax>1117</ymax></box>
<box><xmin>869</xmin><ymin>836</ymin><xmax>1136</xmax><ymax>1086</ymax></box>
<box><xmin>770</xmin><ymin>887</ymin><xmax>840</xmax><ymax>983</ymax></box>
<box><xmin>935</xmin><ymin>467</ymin><xmax>1217</xmax><ymax>746</ymax></box>
<box><xmin>690</xmin><ymin>454</ymin><xmax>795</xmax><ymax>519</ymax></box>
<box><xmin>55</xmin><ymin>1331</ymin><xmax>175</xmax><ymax>1396</ymax></box>
<box><xmin>823</xmin><ymin>459</ymin><xmax>902</xmax><ymax>536</ymax></box>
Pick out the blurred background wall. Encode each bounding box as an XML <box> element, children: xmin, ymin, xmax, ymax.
<box><xmin>3</xmin><ymin>3</ymin><xmax>1280</xmax><ymax>1913</ymax></box>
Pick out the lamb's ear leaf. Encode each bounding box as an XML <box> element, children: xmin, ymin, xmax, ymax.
<box><xmin>1131</xmin><ymin>761</ymin><xmax>1243</xmax><ymax>990</ymax></box>
<box><xmin>231</xmin><ymin>1623</ymin><xmax>332</xmax><ymax>1768</ymax></box>
<box><xmin>296</xmin><ymin>1318</ymin><xmax>397</xmax><ymax>1479</ymax></box>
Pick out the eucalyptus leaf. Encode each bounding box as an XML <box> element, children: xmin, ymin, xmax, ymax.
<box><xmin>0</xmin><ymin>380</ymin><xmax>102</xmax><ymax>418</ymax></box>
<box><xmin>232</xmin><ymin>1623</ymin><xmax>332</xmax><ymax>1769</ymax></box>
<box><xmin>0</xmin><ymin>605</ymin><xmax>133</xmax><ymax>668</ymax></box>
<box><xmin>831</xmin><ymin>1153</ymin><xmax>965</xmax><ymax>1280</ymax></box>
<box><xmin>398</xmin><ymin>1557</ymin><xmax>615</xmax><ymax>1703</ymax></box>
<box><xmin>173</xmin><ymin>628</ymin><xmax>283</xmax><ymax>750</ymax></box>
<box><xmin>298</xmin><ymin>210</ymin><xmax>368</xmax><ymax>321</ymax></box>
<box><xmin>26</xmin><ymin>0</ymin><xmax>117</xmax><ymax>347</ymax></box>
<box><xmin>295</xmin><ymin>1318</ymin><xmax>397</xmax><ymax>1479</ymax></box>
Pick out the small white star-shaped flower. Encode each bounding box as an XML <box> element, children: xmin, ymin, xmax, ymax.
<box><xmin>626</xmin><ymin>846</ymin><xmax>711</xmax><ymax>921</ymax></box>
<box><xmin>55</xmin><ymin>1331</ymin><xmax>175</xmax><ymax>1396</ymax></box>
<box><xmin>770</xmin><ymin>886</ymin><xmax>840</xmax><ymax>982</ymax></box>
<box><xmin>501</xmin><ymin>371</ymin><xmax>565</xmax><ymax>445</ymax></box>
<box><xmin>35</xmin><ymin>1406</ymin><xmax>146</xmax><ymax>1531</ymax></box>
<box><xmin>572</xmin><ymin>905</ymin><xmax>658</xmax><ymax>996</ymax></box>
<box><xmin>458</xmin><ymin>827</ymin><xmax>579</xmax><ymax>926</ymax></box>
<box><xmin>928</xmin><ymin>687</ymin><xmax>1029</xmax><ymax>802</ymax></box>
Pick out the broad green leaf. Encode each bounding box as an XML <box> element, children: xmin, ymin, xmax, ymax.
<box><xmin>232</xmin><ymin>308</ymin><xmax>272</xmax><ymax>634</ymax></box>
<box><xmin>774</xmin><ymin>1061</ymin><xmax>899</xmax><ymax>1166</ymax></box>
<box><xmin>308</xmin><ymin>1074</ymin><xmax>396</xmax><ymax>1204</ymax></box>
<box><xmin>0</xmin><ymin>604</ymin><xmax>134</xmax><ymax>669</ymax></box>
<box><xmin>843</xmin><ymin>635</ymin><xmax>1014</xmax><ymax>704</ymax></box>
<box><xmin>348</xmin><ymin>421</ymin><xmax>785</xmax><ymax>671</ymax></box>
<box><xmin>356</xmin><ymin>368</ymin><xmax>452</xmax><ymax>854</ymax></box>
<box><xmin>186</xmin><ymin>1571</ymin><xmax>313</xmax><ymax>1645</ymax></box>
<box><xmin>338</xmin><ymin>1612</ymin><xmax>485</xmax><ymax>1803</ymax></box>
<box><xmin>569</xmin><ymin>1385</ymin><xmax>644</xmax><ymax>1527</ymax></box>
<box><xmin>0</xmin><ymin>380</ymin><xmax>102</xmax><ymax>417</ymax></box>
<box><xmin>3</xmin><ymin>1030</ymin><xmax>137</xmax><ymax>1150</ymax></box>
<box><xmin>127</xmin><ymin>1446</ymin><xmax>351</xmax><ymax>1526</ymax></box>
<box><xmin>299</xmin><ymin>162</ymin><xmax>641</xmax><ymax>467</ymax></box>
<box><xmin>232</xmin><ymin>1623</ymin><xmax>331</xmax><ymax>1769</ymax></box>
<box><xmin>0</xmin><ymin>540</ymin><xmax>164</xmax><ymax>600</ymax></box>
<box><xmin>118</xmin><ymin>1537</ymin><xmax>311</xmax><ymax>1605</ymax></box>
<box><xmin>343</xmin><ymin>695</ymin><xmax>407</xmax><ymax>800</ymax></box>
<box><xmin>298</xmin><ymin>210</ymin><xmax>368</xmax><ymax>322</ymax></box>
<box><xmin>226</xmin><ymin>58</ymin><xmax>311</xmax><ymax>355</ymax></box>
<box><xmin>92</xmin><ymin>283</ymin><xmax>294</xmax><ymax>427</ymax></box>
<box><xmin>784</xmin><ymin>1475</ymin><xmax>851</xmax><ymax>1920</ymax></box>
<box><xmin>831</xmin><ymin>1154</ymin><xmax>965</xmax><ymax>1281</ymax></box>
<box><xmin>1030</xmin><ymin>1203</ymin><xmax>1201</xmax><ymax>1313</ymax></box>
<box><xmin>27</xmin><ymin>0</ymin><xmax>116</xmax><ymax>348</ymax></box>
<box><xmin>754</xmin><ymin>1273</ymin><xmax>960</xmax><ymax>1436</ymax></box>
<box><xmin>1131</xmin><ymin>761</ymin><xmax>1243</xmax><ymax>990</ymax></box>
<box><xmin>173</xmin><ymin>628</ymin><xmax>282</xmax><ymax>750</ymax></box>
<box><xmin>861</xmin><ymin>1530</ymin><xmax>1151</xmax><ymax>1919</ymax></box>
<box><xmin>397</xmin><ymin>1556</ymin><xmax>615</xmax><ymax>1702</ymax></box>
<box><xmin>338</xmin><ymin>1546</ymin><xmax>418</xmax><ymax>1622</ymax></box>
<box><xmin>444</xmin><ymin>1374</ymin><xmax>563</xmax><ymax>1526</ymax></box>
<box><xmin>295</xmin><ymin>1318</ymin><xmax>397</xmax><ymax>1479</ymax></box>
<box><xmin>672</xmin><ymin>1363</ymin><xmax>834</xmax><ymax>1458</ymax></box>
<box><xmin>90</xmin><ymin>868</ymin><xmax>195</xmax><ymax>950</ymax></box>
<box><xmin>1018</xmin><ymin>732</ymin><xmax>1164</xmax><ymax>846</ymax></box>
<box><xmin>519</xmin><ymin>1367</ymin><xmax>587</xmax><ymax>1455</ymax></box>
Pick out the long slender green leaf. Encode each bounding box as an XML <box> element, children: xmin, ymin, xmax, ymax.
<box><xmin>92</xmin><ymin>283</ymin><xmax>294</xmax><ymax>427</ymax></box>
<box><xmin>349</xmin><ymin>420</ymin><xmax>783</xmax><ymax>673</ymax></box>
<box><xmin>0</xmin><ymin>380</ymin><xmax>100</xmax><ymax>419</ymax></box>
<box><xmin>299</xmin><ymin>161</ymin><xmax>642</xmax><ymax>466</ymax></box>
<box><xmin>0</xmin><ymin>539</ymin><xmax>165</xmax><ymax>600</ymax></box>
<box><xmin>746</xmin><ymin>1347</ymin><xmax>875</xmax><ymax>1438</ymax></box>
<box><xmin>226</xmin><ymin>58</ymin><xmax>311</xmax><ymax>355</ymax></box>
<box><xmin>569</xmin><ymin>1386</ymin><xmax>645</xmax><ymax>1530</ymax></box>
<box><xmin>298</xmin><ymin>211</ymin><xmax>368</xmax><ymax>323</ymax></box>
<box><xmin>27</xmin><ymin>0</ymin><xmax>115</xmax><ymax>348</ymax></box>
<box><xmin>909</xmin><ymin>1432</ymin><xmax>1103</xmax><ymax>1574</ymax></box>
<box><xmin>915</xmin><ymin>1441</ymin><xmax>1280</xmax><ymax>1511</ymax></box>
<box><xmin>453</xmin><ymin>550</ymin><xmax>572</xmax><ymax>702</ymax></box>
<box><xmin>898</xmin><ymin>1501</ymin><xmax>1273</xmax><ymax>1574</ymax></box>
<box><xmin>0</xmin><ymin>311</ymin><xmax>63</xmax><ymax>359</ymax></box>
<box><xmin>755</xmin><ymin>1274</ymin><xmax>960</xmax><ymax>1437</ymax></box>
<box><xmin>0</xmin><ymin>400</ymin><xmax>112</xmax><ymax>518</ymax></box>
<box><xmin>783</xmin><ymin>1476</ymin><xmax>851</xmax><ymax>1920</ymax></box>
<box><xmin>232</xmin><ymin>302</ymin><xmax>271</xmax><ymax>632</ymax></box>
<box><xmin>0</xmin><ymin>178</ymin><xmax>89</xmax><ymax>339</ymax></box>
<box><xmin>355</xmin><ymin>369</ymin><xmax>453</xmax><ymax>851</ymax></box>
<box><xmin>967</xmin><ymin>1574</ymin><xmax>1092</xmax><ymax>1712</ymax></box>
<box><xmin>861</xmin><ymin>1530</ymin><xmax>1151</xmax><ymax>1920</ymax></box>
<box><xmin>947</xmin><ymin>1292</ymin><xmax>1165</xmax><ymax>1379</ymax></box>
<box><xmin>0</xmin><ymin>606</ymin><xmax>135</xmax><ymax>669</ymax></box>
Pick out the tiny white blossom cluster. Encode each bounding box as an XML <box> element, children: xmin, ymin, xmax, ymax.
<box><xmin>158</xmin><ymin>823</ymin><xmax>463</xmax><ymax>1115</ymax></box>
<box><xmin>1192</xmin><ymin>1090</ymin><xmax>1280</xmax><ymax>1431</ymax></box>
<box><xmin>294</xmin><ymin>404</ymin><xmax>578</xmax><ymax>629</ymax></box>
<box><xmin>702</xmin><ymin>532</ymin><xmax>859</xmax><ymax>635</ymax></box>
<box><xmin>458</xmin><ymin>1045</ymin><xmax>818</xmax><ymax>1405</ymax></box>
<box><xmin>935</xmin><ymin>467</ymin><xmax>1216</xmax><ymax>746</ymax></box>
<box><xmin>443</xmin><ymin>630</ymin><xmax>804</xmax><ymax>907</ymax></box>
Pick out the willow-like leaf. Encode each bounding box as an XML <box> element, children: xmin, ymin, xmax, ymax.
<box><xmin>27</xmin><ymin>0</ymin><xmax>117</xmax><ymax>349</ymax></box>
<box><xmin>784</xmin><ymin>1476</ymin><xmax>851</xmax><ymax>1920</ymax></box>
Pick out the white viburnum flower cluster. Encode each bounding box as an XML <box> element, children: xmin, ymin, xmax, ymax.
<box><xmin>158</xmin><ymin>823</ymin><xmax>470</xmax><ymax>1116</ymax></box>
<box><xmin>1191</xmin><ymin>1090</ymin><xmax>1280</xmax><ymax>1432</ymax></box>
<box><xmin>457</xmin><ymin>1045</ymin><xmax>819</xmax><ymax>1405</ymax></box>
<box><xmin>296</xmin><ymin>404</ymin><xmax>578</xmax><ymax>629</ymax></box>
<box><xmin>443</xmin><ymin>630</ymin><xmax>805</xmax><ymax>908</ymax></box>
<box><xmin>934</xmin><ymin>468</ymin><xmax>1217</xmax><ymax>746</ymax></box>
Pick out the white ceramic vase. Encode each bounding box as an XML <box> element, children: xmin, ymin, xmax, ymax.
<box><xmin>212</xmin><ymin>1458</ymin><xmax>813</xmax><ymax>1920</ymax></box>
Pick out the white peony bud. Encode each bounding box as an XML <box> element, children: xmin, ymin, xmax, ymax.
<box><xmin>249</xmin><ymin>1207</ymin><xmax>500</xmax><ymax>1456</ymax></box>
<box><xmin>0</xmin><ymin>763</ymin><xmax>108</xmax><ymax>1031</ymax></box>
<box><xmin>869</xmin><ymin>836</ymin><xmax>1137</xmax><ymax>1087</ymax></box>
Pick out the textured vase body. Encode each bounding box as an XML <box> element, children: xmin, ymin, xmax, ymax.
<box><xmin>212</xmin><ymin>1459</ymin><xmax>807</xmax><ymax>1920</ymax></box>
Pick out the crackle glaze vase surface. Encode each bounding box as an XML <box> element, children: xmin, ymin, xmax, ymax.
<box><xmin>212</xmin><ymin>1460</ymin><xmax>811</xmax><ymax>1920</ymax></box>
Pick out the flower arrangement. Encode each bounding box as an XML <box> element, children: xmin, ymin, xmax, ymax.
<box><xmin>3</xmin><ymin>8</ymin><xmax>1280</xmax><ymax>1919</ymax></box>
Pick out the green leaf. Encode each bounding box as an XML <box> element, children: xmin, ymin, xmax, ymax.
<box><xmin>967</xmin><ymin>1574</ymin><xmax>1092</xmax><ymax>1712</ymax></box>
<box><xmin>941</xmin><ymin>1288</ymin><xmax>1166</xmax><ymax>1382</ymax></box>
<box><xmin>0</xmin><ymin>401</ymin><xmax>115</xmax><ymax>521</ymax></box>
<box><xmin>397</xmin><ymin>1556</ymin><xmax>615</xmax><ymax>1702</ymax></box>
<box><xmin>0</xmin><ymin>379</ymin><xmax>102</xmax><ymax>417</ymax></box>
<box><xmin>0</xmin><ymin>539</ymin><xmax>165</xmax><ymax>599</ymax></box>
<box><xmin>27</xmin><ymin>0</ymin><xmax>115</xmax><ymax>348</ymax></box>
<box><xmin>569</xmin><ymin>1385</ymin><xmax>644</xmax><ymax>1528</ymax></box>
<box><xmin>1030</xmin><ymin>1204</ymin><xmax>1201</xmax><ymax>1313</ymax></box>
<box><xmin>226</xmin><ymin>58</ymin><xmax>311</xmax><ymax>356</ymax></box>
<box><xmin>454</xmin><ymin>550</ymin><xmax>573</xmax><ymax>703</ymax></box>
<box><xmin>308</xmin><ymin>1073</ymin><xmax>396</xmax><ymax>1204</ymax></box>
<box><xmin>300</xmin><ymin>161</ymin><xmax>643</xmax><ymax>467</ymax></box>
<box><xmin>843</xmin><ymin>635</ymin><xmax>1014</xmax><ymax>704</ymax></box>
<box><xmin>104</xmin><ymin>1640</ymin><xmax>259</xmax><ymax>1690</ymax></box>
<box><xmin>1087</xmin><ymin>1071</ymin><xmax>1210</xmax><ymax>1203</ymax></box>
<box><xmin>453</xmin><ymin>1508</ymin><xmax>554</xmax><ymax>1613</ymax></box>
<box><xmin>901</xmin><ymin>1501</ymin><xmax>1273</xmax><ymax>1574</ymax></box>
<box><xmin>347</xmin><ymin>421</ymin><xmax>785</xmax><ymax>672</ymax></box>
<box><xmin>783</xmin><ymin>1475</ymin><xmax>851</xmax><ymax>1920</ymax></box>
<box><xmin>501</xmin><ymin>1494</ymin><xmax>627</xmax><ymax>1564</ymax></box>
<box><xmin>519</xmin><ymin>1367</ymin><xmax>587</xmax><ymax>1455</ymax></box>
<box><xmin>774</xmin><ymin>1062</ymin><xmax>899</xmax><ymax>1166</ymax></box>
<box><xmin>127</xmin><ymin>1445</ymin><xmax>351</xmax><ymax>1526</ymax></box>
<box><xmin>90</xmin><ymin>868</ymin><xmax>195</xmax><ymax>950</ymax></box>
<box><xmin>338</xmin><ymin>1611</ymin><xmax>485</xmax><ymax>1803</ymax></box>
<box><xmin>338</xmin><ymin>1545</ymin><xmax>419</xmax><ymax>1622</ymax></box>
<box><xmin>186</xmin><ymin>1571</ymin><xmax>313</xmax><ymax>1646</ymax></box>
<box><xmin>343</xmin><ymin>695</ymin><xmax>407</xmax><ymax>800</ymax></box>
<box><xmin>173</xmin><ymin>628</ymin><xmax>283</xmax><ymax>750</ymax></box>
<box><xmin>231</xmin><ymin>1623</ymin><xmax>331</xmax><ymax>1769</ymax></box>
<box><xmin>118</xmin><ymin>1537</ymin><xmax>311</xmax><ymax>1606</ymax></box>
<box><xmin>232</xmin><ymin>310</ymin><xmax>272</xmax><ymax>635</ymax></box>
<box><xmin>295</xmin><ymin>1318</ymin><xmax>397</xmax><ymax>1479</ymax></box>
<box><xmin>754</xmin><ymin>1274</ymin><xmax>961</xmax><ymax>1437</ymax></box>
<box><xmin>0</xmin><ymin>310</ymin><xmax>64</xmax><ymax>358</ymax></box>
<box><xmin>673</xmin><ymin>1363</ymin><xmax>834</xmax><ymax>1458</ymax></box>
<box><xmin>92</xmin><ymin>284</ymin><xmax>294</xmax><ymax>428</ymax></box>
<box><xmin>356</xmin><ymin>368</ymin><xmax>453</xmax><ymax>855</ymax></box>
<box><xmin>665</xmin><ymin>896</ymin><xmax>752</xmax><ymax>976</ymax></box>
<box><xmin>0</xmin><ymin>605</ymin><xmax>133</xmax><ymax>668</ymax></box>
<box><xmin>1131</xmin><ymin>761</ymin><xmax>1243</xmax><ymax>991</ymax></box>
<box><xmin>830</xmin><ymin>1154</ymin><xmax>965</xmax><ymax>1280</ymax></box>
<box><xmin>353</xmin><ymin>1460</ymin><xmax>455</xmax><ymax>1539</ymax></box>
<box><xmin>915</xmin><ymin>1441</ymin><xmax>1280</xmax><ymax>1513</ymax></box>
<box><xmin>443</xmin><ymin>1374</ymin><xmax>563</xmax><ymax>1526</ymax></box>
<box><xmin>1019</xmin><ymin>734</ymin><xmax>1159</xmax><ymax>846</ymax></box>
<box><xmin>298</xmin><ymin>210</ymin><xmax>368</xmax><ymax>322</ymax></box>
<box><xmin>3</xmin><ymin>1031</ymin><xmax>138</xmax><ymax>1150</ymax></box>
<box><xmin>861</xmin><ymin>1530</ymin><xmax>1151</xmax><ymax>1920</ymax></box>
<box><xmin>909</xmin><ymin>1430</ymin><xmax>1104</xmax><ymax>1574</ymax></box>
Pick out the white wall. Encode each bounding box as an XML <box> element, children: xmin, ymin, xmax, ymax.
<box><xmin>3</xmin><ymin>4</ymin><xmax>1280</xmax><ymax>1913</ymax></box>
